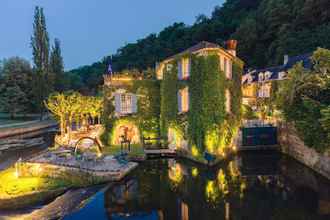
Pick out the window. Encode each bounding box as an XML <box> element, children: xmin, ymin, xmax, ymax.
<box><xmin>178</xmin><ymin>87</ymin><xmax>189</xmax><ymax>113</ymax></box>
<box><xmin>264</xmin><ymin>71</ymin><xmax>272</xmax><ymax>80</ymax></box>
<box><xmin>224</xmin><ymin>57</ymin><xmax>227</xmax><ymax>75</ymax></box>
<box><xmin>259</xmin><ymin>73</ymin><xmax>264</xmax><ymax>82</ymax></box>
<box><xmin>121</xmin><ymin>94</ymin><xmax>132</xmax><ymax>114</ymax></box>
<box><xmin>166</xmin><ymin>63</ymin><xmax>173</xmax><ymax>72</ymax></box>
<box><xmin>115</xmin><ymin>93</ymin><xmax>137</xmax><ymax>114</ymax></box>
<box><xmin>226</xmin><ymin>60</ymin><xmax>232</xmax><ymax>79</ymax></box>
<box><xmin>178</xmin><ymin>58</ymin><xmax>190</xmax><ymax>79</ymax></box>
<box><xmin>258</xmin><ymin>84</ymin><xmax>271</xmax><ymax>98</ymax></box>
<box><xmin>225</xmin><ymin>89</ymin><xmax>231</xmax><ymax>113</ymax></box>
<box><xmin>278</xmin><ymin>71</ymin><xmax>287</xmax><ymax>80</ymax></box>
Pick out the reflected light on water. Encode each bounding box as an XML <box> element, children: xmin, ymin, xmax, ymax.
<box><xmin>206</xmin><ymin>180</ymin><xmax>219</xmax><ymax>202</ymax></box>
<box><xmin>191</xmin><ymin>167</ymin><xmax>199</xmax><ymax>177</ymax></box>
<box><xmin>168</xmin><ymin>163</ymin><xmax>183</xmax><ymax>185</ymax></box>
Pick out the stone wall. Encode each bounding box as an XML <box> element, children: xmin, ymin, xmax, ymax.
<box><xmin>278</xmin><ymin>122</ymin><xmax>330</xmax><ymax>180</ymax></box>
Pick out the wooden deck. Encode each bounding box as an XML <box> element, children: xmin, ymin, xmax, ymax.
<box><xmin>238</xmin><ymin>145</ymin><xmax>280</xmax><ymax>151</ymax></box>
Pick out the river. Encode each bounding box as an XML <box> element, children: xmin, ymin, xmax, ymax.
<box><xmin>1</xmin><ymin>133</ymin><xmax>330</xmax><ymax>220</ymax></box>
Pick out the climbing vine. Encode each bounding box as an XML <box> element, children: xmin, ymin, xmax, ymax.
<box><xmin>160</xmin><ymin>62</ymin><xmax>179</xmax><ymax>136</ymax></box>
<box><xmin>101</xmin><ymin>78</ymin><xmax>160</xmax><ymax>146</ymax></box>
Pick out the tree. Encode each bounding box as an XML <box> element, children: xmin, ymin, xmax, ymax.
<box><xmin>276</xmin><ymin>48</ymin><xmax>330</xmax><ymax>152</ymax></box>
<box><xmin>44</xmin><ymin>93</ymin><xmax>68</xmax><ymax>136</ymax></box>
<box><xmin>50</xmin><ymin>38</ymin><xmax>67</xmax><ymax>92</ymax></box>
<box><xmin>0</xmin><ymin>84</ymin><xmax>28</xmax><ymax>119</ymax></box>
<box><xmin>31</xmin><ymin>6</ymin><xmax>51</xmax><ymax>119</ymax></box>
<box><xmin>0</xmin><ymin>57</ymin><xmax>34</xmax><ymax>115</ymax></box>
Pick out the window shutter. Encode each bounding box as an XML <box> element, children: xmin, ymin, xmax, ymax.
<box><xmin>132</xmin><ymin>94</ymin><xmax>138</xmax><ymax>113</ymax></box>
<box><xmin>178</xmin><ymin>90</ymin><xmax>182</xmax><ymax>112</ymax></box>
<box><xmin>187</xmin><ymin>58</ymin><xmax>191</xmax><ymax>78</ymax></box>
<box><xmin>178</xmin><ymin>60</ymin><xmax>182</xmax><ymax>79</ymax></box>
<box><xmin>115</xmin><ymin>93</ymin><xmax>121</xmax><ymax>113</ymax></box>
<box><xmin>187</xmin><ymin>88</ymin><xmax>190</xmax><ymax>111</ymax></box>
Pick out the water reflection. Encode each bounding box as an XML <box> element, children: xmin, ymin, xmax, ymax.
<box><xmin>101</xmin><ymin>152</ymin><xmax>330</xmax><ymax>220</ymax></box>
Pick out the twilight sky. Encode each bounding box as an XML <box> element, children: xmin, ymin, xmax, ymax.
<box><xmin>0</xmin><ymin>0</ymin><xmax>224</xmax><ymax>70</ymax></box>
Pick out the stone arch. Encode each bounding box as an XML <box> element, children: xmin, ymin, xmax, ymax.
<box><xmin>74</xmin><ymin>137</ymin><xmax>103</xmax><ymax>155</ymax></box>
<box><xmin>111</xmin><ymin>120</ymin><xmax>140</xmax><ymax>145</ymax></box>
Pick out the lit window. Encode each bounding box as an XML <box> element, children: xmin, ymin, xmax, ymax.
<box><xmin>178</xmin><ymin>58</ymin><xmax>190</xmax><ymax>79</ymax></box>
<box><xmin>258</xmin><ymin>84</ymin><xmax>271</xmax><ymax>98</ymax></box>
<box><xmin>178</xmin><ymin>87</ymin><xmax>189</xmax><ymax>113</ymax></box>
<box><xmin>225</xmin><ymin>89</ymin><xmax>231</xmax><ymax>113</ymax></box>
<box><xmin>226</xmin><ymin>60</ymin><xmax>232</xmax><ymax>79</ymax></box>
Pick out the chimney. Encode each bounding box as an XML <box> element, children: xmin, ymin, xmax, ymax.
<box><xmin>284</xmin><ymin>55</ymin><xmax>289</xmax><ymax>65</ymax></box>
<box><xmin>226</xmin><ymin>40</ymin><xmax>237</xmax><ymax>57</ymax></box>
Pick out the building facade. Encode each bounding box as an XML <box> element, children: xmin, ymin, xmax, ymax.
<box><xmin>103</xmin><ymin>41</ymin><xmax>244</xmax><ymax>157</ymax></box>
<box><xmin>242</xmin><ymin>53</ymin><xmax>312</xmax><ymax>107</ymax></box>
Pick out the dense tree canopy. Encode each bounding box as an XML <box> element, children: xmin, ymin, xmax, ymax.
<box><xmin>0</xmin><ymin>57</ymin><xmax>34</xmax><ymax>117</ymax></box>
<box><xmin>68</xmin><ymin>0</ymin><xmax>330</xmax><ymax>93</ymax></box>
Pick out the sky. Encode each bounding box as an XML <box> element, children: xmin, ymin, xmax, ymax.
<box><xmin>0</xmin><ymin>0</ymin><xmax>224</xmax><ymax>70</ymax></box>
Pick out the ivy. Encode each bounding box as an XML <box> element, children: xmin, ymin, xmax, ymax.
<box><xmin>160</xmin><ymin>62</ymin><xmax>179</xmax><ymax>136</ymax></box>
<box><xmin>101</xmin><ymin>79</ymin><xmax>160</xmax><ymax>145</ymax></box>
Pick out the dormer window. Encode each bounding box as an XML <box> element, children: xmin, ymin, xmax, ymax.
<box><xmin>178</xmin><ymin>58</ymin><xmax>190</xmax><ymax>80</ymax></box>
<box><xmin>264</xmin><ymin>71</ymin><xmax>272</xmax><ymax>81</ymax></box>
<box><xmin>115</xmin><ymin>93</ymin><xmax>137</xmax><ymax>115</ymax></box>
<box><xmin>259</xmin><ymin>73</ymin><xmax>264</xmax><ymax>82</ymax></box>
<box><xmin>278</xmin><ymin>71</ymin><xmax>287</xmax><ymax>80</ymax></box>
<box><xmin>166</xmin><ymin>63</ymin><xmax>173</xmax><ymax>72</ymax></box>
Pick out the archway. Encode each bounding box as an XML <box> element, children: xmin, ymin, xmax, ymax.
<box><xmin>74</xmin><ymin>137</ymin><xmax>103</xmax><ymax>155</ymax></box>
<box><xmin>112</xmin><ymin>121</ymin><xmax>140</xmax><ymax>145</ymax></box>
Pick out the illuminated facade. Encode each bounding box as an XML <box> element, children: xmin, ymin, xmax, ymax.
<box><xmin>103</xmin><ymin>41</ymin><xmax>244</xmax><ymax>155</ymax></box>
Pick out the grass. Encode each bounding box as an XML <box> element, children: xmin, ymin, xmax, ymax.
<box><xmin>0</xmin><ymin>168</ymin><xmax>69</xmax><ymax>198</ymax></box>
<box><xmin>101</xmin><ymin>144</ymin><xmax>145</xmax><ymax>157</ymax></box>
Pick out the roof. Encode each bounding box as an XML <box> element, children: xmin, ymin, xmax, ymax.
<box><xmin>243</xmin><ymin>53</ymin><xmax>312</xmax><ymax>85</ymax></box>
<box><xmin>162</xmin><ymin>41</ymin><xmax>236</xmax><ymax>63</ymax></box>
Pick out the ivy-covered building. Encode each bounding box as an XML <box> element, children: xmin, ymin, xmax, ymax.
<box><xmin>102</xmin><ymin>41</ymin><xmax>244</xmax><ymax>158</ymax></box>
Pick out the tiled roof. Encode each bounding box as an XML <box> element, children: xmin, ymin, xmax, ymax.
<box><xmin>243</xmin><ymin>53</ymin><xmax>312</xmax><ymax>85</ymax></box>
<box><xmin>165</xmin><ymin>41</ymin><xmax>227</xmax><ymax>61</ymax></box>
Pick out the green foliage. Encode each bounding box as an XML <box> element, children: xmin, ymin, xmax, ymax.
<box><xmin>101</xmin><ymin>79</ymin><xmax>160</xmax><ymax>146</ymax></box>
<box><xmin>159</xmin><ymin>54</ymin><xmax>242</xmax><ymax>155</ymax></box>
<box><xmin>134</xmin><ymin>80</ymin><xmax>160</xmax><ymax>137</ymax></box>
<box><xmin>160</xmin><ymin>63</ymin><xmax>179</xmax><ymax>136</ymax></box>
<box><xmin>276</xmin><ymin>48</ymin><xmax>330</xmax><ymax>152</ymax></box>
<box><xmin>50</xmin><ymin>38</ymin><xmax>68</xmax><ymax>92</ymax></box>
<box><xmin>31</xmin><ymin>6</ymin><xmax>52</xmax><ymax>117</ymax></box>
<box><xmin>0</xmin><ymin>84</ymin><xmax>28</xmax><ymax>119</ymax></box>
<box><xmin>45</xmin><ymin>92</ymin><xmax>103</xmax><ymax>137</ymax></box>
<box><xmin>0</xmin><ymin>57</ymin><xmax>34</xmax><ymax>117</ymax></box>
<box><xmin>69</xmin><ymin>0</ymin><xmax>330</xmax><ymax>89</ymax></box>
<box><xmin>242</xmin><ymin>105</ymin><xmax>256</xmax><ymax>120</ymax></box>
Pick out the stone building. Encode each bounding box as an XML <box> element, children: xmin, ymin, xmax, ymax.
<box><xmin>103</xmin><ymin>41</ymin><xmax>244</xmax><ymax>157</ymax></box>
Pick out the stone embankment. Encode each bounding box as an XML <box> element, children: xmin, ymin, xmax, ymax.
<box><xmin>0</xmin><ymin>138</ymin><xmax>44</xmax><ymax>152</ymax></box>
<box><xmin>0</xmin><ymin>120</ymin><xmax>57</xmax><ymax>139</ymax></box>
<box><xmin>25</xmin><ymin>149</ymin><xmax>138</xmax><ymax>182</ymax></box>
<box><xmin>278</xmin><ymin>122</ymin><xmax>330</xmax><ymax>180</ymax></box>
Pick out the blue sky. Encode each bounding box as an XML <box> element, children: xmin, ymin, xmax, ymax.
<box><xmin>0</xmin><ymin>0</ymin><xmax>224</xmax><ymax>70</ymax></box>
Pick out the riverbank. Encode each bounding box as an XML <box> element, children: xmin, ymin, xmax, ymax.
<box><xmin>278</xmin><ymin>122</ymin><xmax>330</xmax><ymax>180</ymax></box>
<box><xmin>0</xmin><ymin>119</ymin><xmax>57</xmax><ymax>139</ymax></box>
